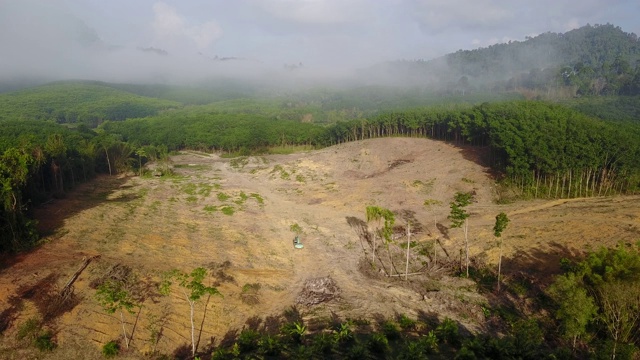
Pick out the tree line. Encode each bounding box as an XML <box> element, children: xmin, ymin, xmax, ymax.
<box><xmin>2</xmin><ymin>100</ymin><xmax>639</xmax><ymax>252</ymax></box>
<box><xmin>0</xmin><ymin>120</ymin><xmax>169</xmax><ymax>252</ymax></box>
<box><xmin>105</xmin><ymin>100</ymin><xmax>640</xmax><ymax>198</ymax></box>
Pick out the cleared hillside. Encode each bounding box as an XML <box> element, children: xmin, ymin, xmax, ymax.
<box><xmin>0</xmin><ymin>137</ymin><xmax>638</xmax><ymax>358</ymax></box>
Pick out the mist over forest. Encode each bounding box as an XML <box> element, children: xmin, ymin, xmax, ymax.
<box><xmin>2</xmin><ymin>1</ymin><xmax>640</xmax><ymax>358</ymax></box>
<box><xmin>1</xmin><ymin>0</ymin><xmax>639</xmax><ymax>96</ymax></box>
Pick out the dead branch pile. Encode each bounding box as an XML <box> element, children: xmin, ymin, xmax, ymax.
<box><xmin>296</xmin><ymin>277</ymin><xmax>340</xmax><ymax>306</ymax></box>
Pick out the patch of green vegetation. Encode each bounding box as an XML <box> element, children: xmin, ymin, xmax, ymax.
<box><xmin>16</xmin><ymin>318</ymin><xmax>40</xmax><ymax>341</ymax></box>
<box><xmin>235</xmin><ymin>191</ymin><xmax>249</xmax><ymax>206</ymax></box>
<box><xmin>221</xmin><ymin>206</ymin><xmax>235</xmax><ymax>216</ymax></box>
<box><xmin>197</xmin><ymin>183</ymin><xmax>213</xmax><ymax>197</ymax></box>
<box><xmin>296</xmin><ymin>174</ymin><xmax>306</xmax><ymax>183</ymax></box>
<box><xmin>398</xmin><ymin>314</ymin><xmax>417</xmax><ymax>331</ymax></box>
<box><xmin>240</xmin><ymin>283</ymin><xmax>261</xmax><ymax>305</ymax></box>
<box><xmin>229</xmin><ymin>157</ymin><xmax>249</xmax><ymax>169</ymax></box>
<box><xmin>186</xmin><ymin>195</ymin><xmax>198</xmax><ymax>203</ymax></box>
<box><xmin>217</xmin><ymin>192</ymin><xmax>230</xmax><ymax>201</ymax></box>
<box><xmin>102</xmin><ymin>340</ymin><xmax>120</xmax><ymax>357</ymax></box>
<box><xmin>289</xmin><ymin>223</ymin><xmax>303</xmax><ymax>234</ymax></box>
<box><xmin>34</xmin><ymin>331</ymin><xmax>56</xmax><ymax>352</ymax></box>
<box><xmin>250</xmin><ymin>193</ymin><xmax>264</xmax><ymax>206</ymax></box>
<box><xmin>411</xmin><ymin>178</ymin><xmax>436</xmax><ymax>194</ymax></box>
<box><xmin>182</xmin><ymin>183</ymin><xmax>197</xmax><ymax>196</ymax></box>
<box><xmin>149</xmin><ymin>200</ymin><xmax>161</xmax><ymax>210</ymax></box>
<box><xmin>271</xmin><ymin>165</ymin><xmax>291</xmax><ymax>180</ymax></box>
<box><xmin>204</xmin><ymin>205</ymin><xmax>218</xmax><ymax>213</ymax></box>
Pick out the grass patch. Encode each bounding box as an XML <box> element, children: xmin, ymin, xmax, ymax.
<box><xmin>229</xmin><ymin>157</ymin><xmax>249</xmax><ymax>169</ymax></box>
<box><xmin>182</xmin><ymin>183</ymin><xmax>197</xmax><ymax>196</ymax></box>
<box><xmin>221</xmin><ymin>206</ymin><xmax>235</xmax><ymax>216</ymax></box>
<box><xmin>234</xmin><ymin>191</ymin><xmax>249</xmax><ymax>206</ymax></box>
<box><xmin>217</xmin><ymin>192</ymin><xmax>230</xmax><ymax>201</ymax></box>
<box><xmin>197</xmin><ymin>183</ymin><xmax>213</xmax><ymax>197</ymax></box>
<box><xmin>204</xmin><ymin>205</ymin><xmax>218</xmax><ymax>213</ymax></box>
<box><xmin>186</xmin><ymin>195</ymin><xmax>198</xmax><ymax>203</ymax></box>
<box><xmin>16</xmin><ymin>318</ymin><xmax>40</xmax><ymax>341</ymax></box>
<box><xmin>271</xmin><ymin>165</ymin><xmax>291</xmax><ymax>180</ymax></box>
<box><xmin>411</xmin><ymin>178</ymin><xmax>436</xmax><ymax>194</ymax></box>
<box><xmin>250</xmin><ymin>193</ymin><xmax>265</xmax><ymax>206</ymax></box>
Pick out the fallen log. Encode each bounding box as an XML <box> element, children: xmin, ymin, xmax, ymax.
<box><xmin>60</xmin><ymin>255</ymin><xmax>100</xmax><ymax>300</ymax></box>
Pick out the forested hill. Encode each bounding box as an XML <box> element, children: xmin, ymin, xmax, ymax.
<box><xmin>371</xmin><ymin>24</ymin><xmax>640</xmax><ymax>96</ymax></box>
<box><xmin>0</xmin><ymin>81</ymin><xmax>181</xmax><ymax>127</ymax></box>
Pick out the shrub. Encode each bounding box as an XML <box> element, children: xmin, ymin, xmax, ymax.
<box><xmin>333</xmin><ymin>321</ymin><xmax>354</xmax><ymax>344</ymax></box>
<box><xmin>397</xmin><ymin>340</ymin><xmax>428</xmax><ymax>360</ymax></box>
<box><xmin>237</xmin><ymin>329</ymin><xmax>260</xmax><ymax>353</ymax></box>
<box><xmin>34</xmin><ymin>331</ymin><xmax>56</xmax><ymax>351</ymax></box>
<box><xmin>381</xmin><ymin>321</ymin><xmax>401</xmax><ymax>340</ymax></box>
<box><xmin>436</xmin><ymin>318</ymin><xmax>460</xmax><ymax>347</ymax></box>
<box><xmin>102</xmin><ymin>341</ymin><xmax>120</xmax><ymax>357</ymax></box>
<box><xmin>258</xmin><ymin>334</ymin><xmax>281</xmax><ymax>356</ymax></box>
<box><xmin>367</xmin><ymin>333</ymin><xmax>389</xmax><ymax>354</ymax></box>
<box><xmin>280</xmin><ymin>321</ymin><xmax>306</xmax><ymax>344</ymax></box>
<box><xmin>419</xmin><ymin>331</ymin><xmax>439</xmax><ymax>354</ymax></box>
<box><xmin>398</xmin><ymin>314</ymin><xmax>417</xmax><ymax>331</ymax></box>
<box><xmin>311</xmin><ymin>333</ymin><xmax>334</xmax><ymax>355</ymax></box>
<box><xmin>344</xmin><ymin>343</ymin><xmax>368</xmax><ymax>360</ymax></box>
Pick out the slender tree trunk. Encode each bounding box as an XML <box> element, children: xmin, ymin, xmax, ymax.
<box><xmin>372</xmin><ymin>233</ymin><xmax>376</xmax><ymax>267</ymax></box>
<box><xmin>105</xmin><ymin>147</ymin><xmax>112</xmax><ymax>176</ymax></box>
<box><xmin>190</xmin><ymin>300</ymin><xmax>196</xmax><ymax>356</ymax></box>
<box><xmin>120</xmin><ymin>309</ymin><xmax>130</xmax><ymax>349</ymax></box>
<box><xmin>464</xmin><ymin>219</ymin><xmax>469</xmax><ymax>278</ymax></box>
<box><xmin>497</xmin><ymin>240</ymin><xmax>503</xmax><ymax>292</ymax></box>
<box><xmin>405</xmin><ymin>222</ymin><xmax>411</xmax><ymax>281</ymax></box>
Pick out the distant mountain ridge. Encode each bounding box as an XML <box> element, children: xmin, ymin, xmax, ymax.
<box><xmin>367</xmin><ymin>24</ymin><xmax>640</xmax><ymax>96</ymax></box>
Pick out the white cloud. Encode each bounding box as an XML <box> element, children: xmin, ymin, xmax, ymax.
<box><xmin>248</xmin><ymin>0</ymin><xmax>370</xmax><ymax>24</ymax></box>
<box><xmin>408</xmin><ymin>0</ymin><xmax>513</xmax><ymax>33</ymax></box>
<box><xmin>151</xmin><ymin>2</ymin><xmax>222</xmax><ymax>51</ymax></box>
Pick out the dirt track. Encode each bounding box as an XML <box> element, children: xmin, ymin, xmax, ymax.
<box><xmin>1</xmin><ymin>137</ymin><xmax>639</xmax><ymax>357</ymax></box>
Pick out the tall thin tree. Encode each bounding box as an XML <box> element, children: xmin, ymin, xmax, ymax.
<box><xmin>448</xmin><ymin>192</ymin><xmax>473</xmax><ymax>277</ymax></box>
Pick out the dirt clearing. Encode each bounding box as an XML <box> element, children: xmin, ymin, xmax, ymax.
<box><xmin>1</xmin><ymin>137</ymin><xmax>638</xmax><ymax>357</ymax></box>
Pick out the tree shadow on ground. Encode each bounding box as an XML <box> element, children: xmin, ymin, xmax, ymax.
<box><xmin>1</xmin><ymin>175</ymin><xmax>130</xmax><ymax>271</ymax></box>
<box><xmin>472</xmin><ymin>241</ymin><xmax>586</xmax><ymax>335</ymax></box>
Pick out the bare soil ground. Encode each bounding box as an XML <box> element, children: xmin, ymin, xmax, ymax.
<box><xmin>1</xmin><ymin>137</ymin><xmax>638</xmax><ymax>358</ymax></box>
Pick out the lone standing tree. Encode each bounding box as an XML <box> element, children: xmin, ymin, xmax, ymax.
<box><xmin>160</xmin><ymin>268</ymin><xmax>221</xmax><ymax>357</ymax></box>
<box><xmin>448</xmin><ymin>192</ymin><xmax>473</xmax><ymax>277</ymax></box>
<box><xmin>365</xmin><ymin>206</ymin><xmax>395</xmax><ymax>273</ymax></box>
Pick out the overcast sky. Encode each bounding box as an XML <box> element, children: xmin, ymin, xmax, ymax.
<box><xmin>1</xmin><ymin>0</ymin><xmax>638</xmax><ymax>83</ymax></box>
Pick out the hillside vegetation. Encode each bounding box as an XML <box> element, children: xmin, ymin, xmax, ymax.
<box><xmin>0</xmin><ymin>81</ymin><xmax>181</xmax><ymax>127</ymax></box>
